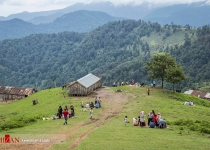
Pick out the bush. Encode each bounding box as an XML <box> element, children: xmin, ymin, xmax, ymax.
<box><xmin>183</xmin><ymin>119</ymin><xmax>194</xmax><ymax>126</ymax></box>
<box><xmin>180</xmin><ymin>126</ymin><xmax>184</xmax><ymax>130</ymax></box>
<box><xmin>172</xmin><ymin>119</ymin><xmax>210</xmax><ymax>134</ymax></box>
<box><xmin>195</xmin><ymin>120</ymin><xmax>201</xmax><ymax>123</ymax></box>
<box><xmin>200</xmin><ymin>127</ymin><xmax>210</xmax><ymax>134</ymax></box>
<box><xmin>0</xmin><ymin>116</ymin><xmax>39</xmax><ymax>131</ymax></box>
<box><xmin>173</xmin><ymin>119</ymin><xmax>183</xmax><ymax>125</ymax></box>
<box><xmin>189</xmin><ymin>125</ymin><xmax>199</xmax><ymax>131</ymax></box>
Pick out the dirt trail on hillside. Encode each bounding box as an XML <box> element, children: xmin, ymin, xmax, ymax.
<box><xmin>68</xmin><ymin>87</ymin><xmax>132</xmax><ymax>150</ymax></box>
<box><xmin>0</xmin><ymin>87</ymin><xmax>132</xmax><ymax>150</ymax></box>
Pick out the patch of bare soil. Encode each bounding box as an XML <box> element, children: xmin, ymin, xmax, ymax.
<box><xmin>1</xmin><ymin>87</ymin><xmax>132</xmax><ymax>150</ymax></box>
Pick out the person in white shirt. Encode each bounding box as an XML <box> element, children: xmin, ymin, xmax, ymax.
<box><xmin>86</xmin><ymin>102</ymin><xmax>90</xmax><ymax>108</ymax></box>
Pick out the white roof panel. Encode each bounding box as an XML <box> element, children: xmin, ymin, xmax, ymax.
<box><xmin>204</xmin><ymin>93</ymin><xmax>210</xmax><ymax>99</ymax></box>
<box><xmin>184</xmin><ymin>90</ymin><xmax>194</xmax><ymax>95</ymax></box>
<box><xmin>77</xmin><ymin>73</ymin><xmax>100</xmax><ymax>88</ymax></box>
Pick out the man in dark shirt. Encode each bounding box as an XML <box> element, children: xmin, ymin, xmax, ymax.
<box><xmin>58</xmin><ymin>106</ymin><xmax>63</xmax><ymax>119</ymax></box>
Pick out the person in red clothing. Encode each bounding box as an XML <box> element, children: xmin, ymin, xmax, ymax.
<box><xmin>153</xmin><ymin>115</ymin><xmax>159</xmax><ymax>127</ymax></box>
<box><xmin>62</xmin><ymin>108</ymin><xmax>69</xmax><ymax>125</ymax></box>
<box><xmin>147</xmin><ymin>88</ymin><xmax>150</xmax><ymax>95</ymax></box>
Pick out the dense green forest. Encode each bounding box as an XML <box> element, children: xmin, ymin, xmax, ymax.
<box><xmin>0</xmin><ymin>19</ymin><xmax>209</xmax><ymax>91</ymax></box>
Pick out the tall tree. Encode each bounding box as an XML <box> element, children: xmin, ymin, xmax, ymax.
<box><xmin>165</xmin><ymin>65</ymin><xmax>187</xmax><ymax>91</ymax></box>
<box><xmin>145</xmin><ymin>53</ymin><xmax>176</xmax><ymax>88</ymax></box>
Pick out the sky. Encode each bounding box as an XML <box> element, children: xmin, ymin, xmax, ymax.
<box><xmin>0</xmin><ymin>0</ymin><xmax>210</xmax><ymax>17</ymax></box>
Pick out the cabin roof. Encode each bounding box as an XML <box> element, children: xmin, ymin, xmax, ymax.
<box><xmin>77</xmin><ymin>73</ymin><xmax>101</xmax><ymax>88</ymax></box>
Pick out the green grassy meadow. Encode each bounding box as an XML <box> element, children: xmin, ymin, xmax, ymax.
<box><xmin>0</xmin><ymin>86</ymin><xmax>210</xmax><ymax>150</ymax></box>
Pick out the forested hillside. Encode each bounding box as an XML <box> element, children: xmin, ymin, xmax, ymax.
<box><xmin>0</xmin><ymin>10</ymin><xmax>122</xmax><ymax>41</ymax></box>
<box><xmin>0</xmin><ymin>20</ymin><xmax>209</xmax><ymax>91</ymax></box>
<box><xmin>170</xmin><ymin>25</ymin><xmax>210</xmax><ymax>90</ymax></box>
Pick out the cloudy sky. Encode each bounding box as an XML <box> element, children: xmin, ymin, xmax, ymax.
<box><xmin>0</xmin><ymin>0</ymin><xmax>209</xmax><ymax>17</ymax></box>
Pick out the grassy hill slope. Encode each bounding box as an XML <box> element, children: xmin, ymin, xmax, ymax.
<box><xmin>0</xmin><ymin>86</ymin><xmax>210</xmax><ymax>149</ymax></box>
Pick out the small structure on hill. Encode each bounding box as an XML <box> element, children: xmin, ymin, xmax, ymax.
<box><xmin>184</xmin><ymin>89</ymin><xmax>210</xmax><ymax>101</ymax></box>
<box><xmin>68</xmin><ymin>73</ymin><xmax>102</xmax><ymax>96</ymax></box>
<box><xmin>0</xmin><ymin>86</ymin><xmax>37</xmax><ymax>101</ymax></box>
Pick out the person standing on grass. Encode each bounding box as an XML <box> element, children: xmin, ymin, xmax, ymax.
<box><xmin>153</xmin><ymin>80</ymin><xmax>156</xmax><ymax>87</ymax></box>
<box><xmin>94</xmin><ymin>96</ymin><xmax>98</xmax><ymax>105</ymax></box>
<box><xmin>147</xmin><ymin>88</ymin><xmax>150</xmax><ymax>95</ymax></box>
<box><xmin>139</xmin><ymin>111</ymin><xmax>146</xmax><ymax>127</ymax></box>
<box><xmin>62</xmin><ymin>108</ymin><xmax>69</xmax><ymax>125</ymax></box>
<box><xmin>147</xmin><ymin>111</ymin><xmax>154</xmax><ymax>126</ymax></box>
<box><xmin>124</xmin><ymin>116</ymin><xmax>129</xmax><ymax>126</ymax></box>
<box><xmin>98</xmin><ymin>97</ymin><xmax>102</xmax><ymax>108</ymax></box>
<box><xmin>90</xmin><ymin>107</ymin><xmax>93</xmax><ymax>119</ymax></box>
<box><xmin>58</xmin><ymin>106</ymin><xmax>63</xmax><ymax>119</ymax></box>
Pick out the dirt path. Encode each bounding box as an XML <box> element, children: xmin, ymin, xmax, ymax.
<box><xmin>0</xmin><ymin>87</ymin><xmax>132</xmax><ymax>150</ymax></box>
<box><xmin>68</xmin><ymin>87</ymin><xmax>131</xmax><ymax>150</ymax></box>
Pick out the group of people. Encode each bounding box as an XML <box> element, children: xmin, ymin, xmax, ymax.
<box><xmin>113</xmin><ymin>81</ymin><xmax>125</xmax><ymax>87</ymax></box>
<box><xmin>94</xmin><ymin>96</ymin><xmax>102</xmax><ymax>108</ymax></box>
<box><xmin>80</xmin><ymin>96</ymin><xmax>102</xmax><ymax>118</ymax></box>
<box><xmin>57</xmin><ymin>105</ymin><xmax>75</xmax><ymax>125</ymax></box>
<box><xmin>128</xmin><ymin>110</ymin><xmax>167</xmax><ymax>128</ymax></box>
<box><xmin>56</xmin><ymin>96</ymin><xmax>103</xmax><ymax>125</ymax></box>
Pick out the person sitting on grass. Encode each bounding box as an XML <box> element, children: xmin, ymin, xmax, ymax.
<box><xmin>69</xmin><ymin>108</ymin><xmax>75</xmax><ymax>118</ymax></box>
<box><xmin>90</xmin><ymin>102</ymin><xmax>94</xmax><ymax>108</ymax></box>
<box><xmin>86</xmin><ymin>102</ymin><xmax>90</xmax><ymax>108</ymax></box>
<box><xmin>133</xmin><ymin>118</ymin><xmax>138</xmax><ymax>126</ymax></box>
<box><xmin>149</xmin><ymin>120</ymin><xmax>155</xmax><ymax>128</ymax></box>
<box><xmin>95</xmin><ymin>102</ymin><xmax>99</xmax><ymax>108</ymax></box>
<box><xmin>153</xmin><ymin>114</ymin><xmax>159</xmax><ymax>128</ymax></box>
<box><xmin>158</xmin><ymin>118</ymin><xmax>167</xmax><ymax>129</ymax></box>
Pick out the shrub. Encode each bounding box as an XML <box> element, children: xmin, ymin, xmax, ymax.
<box><xmin>200</xmin><ymin>127</ymin><xmax>210</xmax><ymax>134</ymax></box>
<box><xmin>180</xmin><ymin>126</ymin><xmax>184</xmax><ymax>130</ymax></box>
<box><xmin>195</xmin><ymin>120</ymin><xmax>201</xmax><ymax>123</ymax></box>
<box><xmin>183</xmin><ymin>119</ymin><xmax>194</xmax><ymax>126</ymax></box>
<box><xmin>173</xmin><ymin>119</ymin><xmax>183</xmax><ymax>125</ymax></box>
<box><xmin>189</xmin><ymin>125</ymin><xmax>199</xmax><ymax>131</ymax></box>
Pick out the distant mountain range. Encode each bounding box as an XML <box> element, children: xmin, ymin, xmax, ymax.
<box><xmin>0</xmin><ymin>2</ymin><xmax>152</xmax><ymax>24</ymax></box>
<box><xmin>0</xmin><ymin>1</ymin><xmax>210</xmax><ymax>27</ymax></box>
<box><xmin>0</xmin><ymin>10</ymin><xmax>123</xmax><ymax>41</ymax></box>
<box><xmin>143</xmin><ymin>3</ymin><xmax>210</xmax><ymax>27</ymax></box>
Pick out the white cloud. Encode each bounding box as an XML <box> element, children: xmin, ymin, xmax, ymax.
<box><xmin>0</xmin><ymin>0</ymin><xmax>209</xmax><ymax>17</ymax></box>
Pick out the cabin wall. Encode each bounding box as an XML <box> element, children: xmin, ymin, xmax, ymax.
<box><xmin>68</xmin><ymin>79</ymin><xmax>102</xmax><ymax>96</ymax></box>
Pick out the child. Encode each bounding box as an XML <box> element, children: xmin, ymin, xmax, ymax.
<box><xmin>90</xmin><ymin>108</ymin><xmax>93</xmax><ymax>119</ymax></box>
<box><xmin>147</xmin><ymin>88</ymin><xmax>150</xmax><ymax>95</ymax></box>
<box><xmin>81</xmin><ymin>101</ymin><xmax>86</xmax><ymax>111</ymax></box>
<box><xmin>124</xmin><ymin>116</ymin><xmax>129</xmax><ymax>126</ymax></box>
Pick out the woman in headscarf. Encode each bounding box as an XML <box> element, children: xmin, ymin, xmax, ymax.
<box><xmin>139</xmin><ymin>111</ymin><xmax>146</xmax><ymax>127</ymax></box>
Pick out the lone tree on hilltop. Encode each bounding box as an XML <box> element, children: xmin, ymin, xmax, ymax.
<box><xmin>165</xmin><ymin>65</ymin><xmax>187</xmax><ymax>91</ymax></box>
<box><xmin>145</xmin><ymin>53</ymin><xmax>186</xmax><ymax>89</ymax></box>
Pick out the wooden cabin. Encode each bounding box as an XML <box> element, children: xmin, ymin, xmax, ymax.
<box><xmin>68</xmin><ymin>73</ymin><xmax>102</xmax><ymax>96</ymax></box>
<box><xmin>0</xmin><ymin>86</ymin><xmax>37</xmax><ymax>101</ymax></box>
